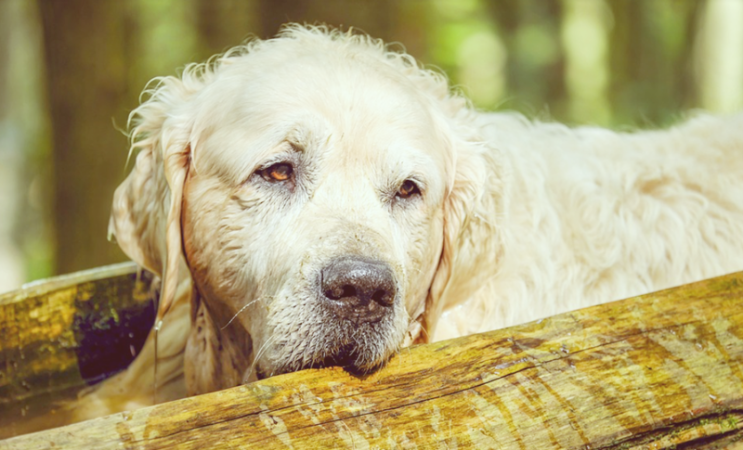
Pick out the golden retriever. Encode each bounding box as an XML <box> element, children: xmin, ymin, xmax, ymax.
<box><xmin>81</xmin><ymin>25</ymin><xmax>743</xmax><ymax>418</ymax></box>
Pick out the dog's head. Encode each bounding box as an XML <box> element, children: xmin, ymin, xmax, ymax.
<box><xmin>110</xmin><ymin>26</ymin><xmax>493</xmax><ymax>394</ymax></box>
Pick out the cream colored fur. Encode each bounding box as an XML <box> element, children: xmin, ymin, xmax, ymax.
<box><xmin>74</xmin><ymin>25</ymin><xmax>743</xmax><ymax>421</ymax></box>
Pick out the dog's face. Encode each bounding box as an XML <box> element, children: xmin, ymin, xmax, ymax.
<box><xmin>111</xmin><ymin>27</ymin><xmax>488</xmax><ymax>393</ymax></box>
<box><xmin>181</xmin><ymin>51</ymin><xmax>449</xmax><ymax>378</ymax></box>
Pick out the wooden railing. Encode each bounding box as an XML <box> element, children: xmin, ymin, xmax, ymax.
<box><xmin>1</xmin><ymin>264</ymin><xmax>742</xmax><ymax>448</ymax></box>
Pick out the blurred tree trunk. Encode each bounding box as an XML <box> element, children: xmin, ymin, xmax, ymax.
<box><xmin>696</xmin><ymin>0</ymin><xmax>743</xmax><ymax>113</ymax></box>
<box><xmin>38</xmin><ymin>0</ymin><xmax>129</xmax><ymax>275</ymax></box>
<box><xmin>257</xmin><ymin>0</ymin><xmax>395</xmax><ymax>41</ymax></box>
<box><xmin>608</xmin><ymin>0</ymin><xmax>701</xmax><ymax>125</ymax></box>
<box><xmin>196</xmin><ymin>0</ymin><xmax>257</xmax><ymax>56</ymax></box>
<box><xmin>0</xmin><ymin>0</ymin><xmax>24</xmax><ymax>291</ymax></box>
<box><xmin>1</xmin><ymin>0</ymin><xmax>52</xmax><ymax>291</ymax></box>
<box><xmin>486</xmin><ymin>0</ymin><xmax>566</xmax><ymax>118</ymax></box>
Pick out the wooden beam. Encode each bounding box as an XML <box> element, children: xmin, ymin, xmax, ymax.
<box><xmin>0</xmin><ymin>263</ymin><xmax>157</xmax><ymax>438</ymax></box>
<box><xmin>2</xmin><ymin>271</ymin><xmax>743</xmax><ymax>448</ymax></box>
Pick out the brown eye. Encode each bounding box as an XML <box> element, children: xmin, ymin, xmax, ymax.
<box><xmin>397</xmin><ymin>179</ymin><xmax>421</xmax><ymax>199</ymax></box>
<box><xmin>260</xmin><ymin>162</ymin><xmax>293</xmax><ymax>182</ymax></box>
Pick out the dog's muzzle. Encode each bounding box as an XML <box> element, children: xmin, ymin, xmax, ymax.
<box><xmin>320</xmin><ymin>256</ymin><xmax>396</xmax><ymax>324</ymax></box>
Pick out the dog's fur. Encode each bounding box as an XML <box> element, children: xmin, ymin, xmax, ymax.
<box><xmin>78</xmin><ymin>25</ymin><xmax>743</xmax><ymax>419</ymax></box>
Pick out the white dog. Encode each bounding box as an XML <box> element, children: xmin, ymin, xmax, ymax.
<box><xmin>82</xmin><ymin>25</ymin><xmax>743</xmax><ymax>417</ymax></box>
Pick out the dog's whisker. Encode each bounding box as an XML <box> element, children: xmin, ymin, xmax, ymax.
<box><xmin>418</xmin><ymin>326</ymin><xmax>430</xmax><ymax>342</ymax></box>
<box><xmin>244</xmin><ymin>334</ymin><xmax>279</xmax><ymax>383</ymax></box>
<box><xmin>220</xmin><ymin>297</ymin><xmax>267</xmax><ymax>330</ymax></box>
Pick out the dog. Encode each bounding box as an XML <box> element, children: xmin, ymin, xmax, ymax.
<box><xmin>78</xmin><ymin>24</ymin><xmax>743</xmax><ymax>419</ymax></box>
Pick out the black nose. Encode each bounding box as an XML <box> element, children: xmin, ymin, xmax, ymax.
<box><xmin>320</xmin><ymin>257</ymin><xmax>396</xmax><ymax>323</ymax></box>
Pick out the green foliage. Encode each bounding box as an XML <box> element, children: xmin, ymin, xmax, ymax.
<box><xmin>1</xmin><ymin>0</ymin><xmax>743</xmax><ymax>285</ymax></box>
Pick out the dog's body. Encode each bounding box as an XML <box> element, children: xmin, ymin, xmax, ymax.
<box><xmin>73</xmin><ymin>25</ymin><xmax>743</xmax><ymax>420</ymax></box>
<box><xmin>435</xmin><ymin>112</ymin><xmax>743</xmax><ymax>341</ymax></box>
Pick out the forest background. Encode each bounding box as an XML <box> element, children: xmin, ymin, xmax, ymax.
<box><xmin>1</xmin><ymin>0</ymin><xmax>742</xmax><ymax>293</ymax></box>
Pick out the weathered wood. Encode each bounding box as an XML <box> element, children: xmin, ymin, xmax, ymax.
<box><xmin>0</xmin><ymin>263</ymin><xmax>157</xmax><ymax>438</ymax></box>
<box><xmin>2</xmin><ymin>270</ymin><xmax>742</xmax><ymax>448</ymax></box>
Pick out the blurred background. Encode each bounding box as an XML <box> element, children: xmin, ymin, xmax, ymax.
<box><xmin>1</xmin><ymin>0</ymin><xmax>742</xmax><ymax>293</ymax></box>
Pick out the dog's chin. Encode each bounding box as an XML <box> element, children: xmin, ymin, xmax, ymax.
<box><xmin>255</xmin><ymin>347</ymin><xmax>390</xmax><ymax>380</ymax></box>
<box><xmin>256</xmin><ymin>320</ymin><xmax>399</xmax><ymax>379</ymax></box>
<box><xmin>252</xmin><ymin>289</ymin><xmax>407</xmax><ymax>380</ymax></box>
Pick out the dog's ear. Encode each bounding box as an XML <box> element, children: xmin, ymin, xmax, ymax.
<box><xmin>417</xmin><ymin>136</ymin><xmax>498</xmax><ymax>342</ymax></box>
<box><xmin>109</xmin><ymin>76</ymin><xmax>194</xmax><ymax>324</ymax></box>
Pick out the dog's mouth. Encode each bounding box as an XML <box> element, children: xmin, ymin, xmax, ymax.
<box><xmin>255</xmin><ymin>315</ymin><xmax>398</xmax><ymax>379</ymax></box>
<box><xmin>253</xmin><ymin>257</ymin><xmax>404</xmax><ymax>380</ymax></box>
<box><xmin>315</xmin><ymin>343</ymin><xmax>390</xmax><ymax>374</ymax></box>
<box><xmin>256</xmin><ymin>344</ymin><xmax>389</xmax><ymax>380</ymax></box>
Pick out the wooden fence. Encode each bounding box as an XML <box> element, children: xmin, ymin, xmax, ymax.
<box><xmin>1</xmin><ymin>263</ymin><xmax>742</xmax><ymax>448</ymax></box>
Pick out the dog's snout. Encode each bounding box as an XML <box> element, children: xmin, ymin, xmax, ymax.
<box><xmin>321</xmin><ymin>257</ymin><xmax>396</xmax><ymax>322</ymax></box>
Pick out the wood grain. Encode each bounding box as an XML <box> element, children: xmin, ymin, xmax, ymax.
<box><xmin>2</xmin><ymin>270</ymin><xmax>742</xmax><ymax>448</ymax></box>
<box><xmin>0</xmin><ymin>263</ymin><xmax>156</xmax><ymax>438</ymax></box>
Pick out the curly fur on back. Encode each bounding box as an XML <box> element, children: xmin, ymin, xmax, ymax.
<box><xmin>436</xmin><ymin>112</ymin><xmax>743</xmax><ymax>340</ymax></box>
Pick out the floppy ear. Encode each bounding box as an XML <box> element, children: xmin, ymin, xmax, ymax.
<box><xmin>415</xmin><ymin>137</ymin><xmax>494</xmax><ymax>343</ymax></box>
<box><xmin>109</xmin><ymin>76</ymin><xmax>194</xmax><ymax>324</ymax></box>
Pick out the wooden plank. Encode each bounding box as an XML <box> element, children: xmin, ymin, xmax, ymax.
<box><xmin>2</xmin><ymin>271</ymin><xmax>742</xmax><ymax>449</ymax></box>
<box><xmin>0</xmin><ymin>263</ymin><xmax>157</xmax><ymax>438</ymax></box>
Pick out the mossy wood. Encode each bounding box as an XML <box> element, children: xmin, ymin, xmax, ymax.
<box><xmin>0</xmin><ymin>262</ymin><xmax>157</xmax><ymax>438</ymax></box>
<box><xmin>1</xmin><ymin>267</ymin><xmax>743</xmax><ymax>448</ymax></box>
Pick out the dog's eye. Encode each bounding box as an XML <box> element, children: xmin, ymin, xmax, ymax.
<box><xmin>397</xmin><ymin>179</ymin><xmax>421</xmax><ymax>199</ymax></box>
<box><xmin>259</xmin><ymin>162</ymin><xmax>293</xmax><ymax>182</ymax></box>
